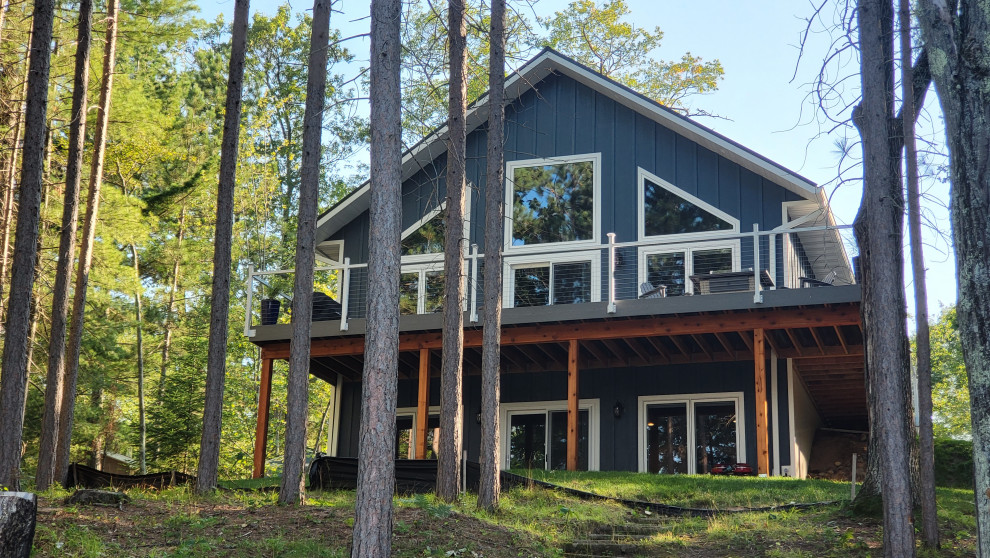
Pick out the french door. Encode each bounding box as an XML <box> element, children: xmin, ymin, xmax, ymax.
<box><xmin>501</xmin><ymin>400</ymin><xmax>599</xmax><ymax>471</ymax></box>
<box><xmin>639</xmin><ymin>393</ymin><xmax>745</xmax><ymax>474</ymax></box>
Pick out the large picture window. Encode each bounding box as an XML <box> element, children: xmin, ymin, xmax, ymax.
<box><xmin>640</xmin><ymin>243</ymin><xmax>739</xmax><ymax>296</ymax></box>
<box><xmin>637</xmin><ymin>168</ymin><xmax>738</xmax><ymax>241</ymax></box>
<box><xmin>506</xmin><ymin>154</ymin><xmax>601</xmax><ymax>250</ymax></box>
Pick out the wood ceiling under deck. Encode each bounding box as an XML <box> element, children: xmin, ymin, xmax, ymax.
<box><xmin>263</xmin><ymin>302</ymin><xmax>867</xmax><ymax>430</ymax></box>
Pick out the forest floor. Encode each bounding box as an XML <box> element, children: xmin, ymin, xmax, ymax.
<box><xmin>30</xmin><ymin>474</ymin><xmax>977</xmax><ymax>557</ymax></box>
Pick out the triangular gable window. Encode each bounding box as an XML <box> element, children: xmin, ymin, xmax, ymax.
<box><xmin>642</xmin><ymin>175</ymin><xmax>736</xmax><ymax>237</ymax></box>
<box><xmin>401</xmin><ymin>209</ymin><xmax>446</xmax><ymax>256</ymax></box>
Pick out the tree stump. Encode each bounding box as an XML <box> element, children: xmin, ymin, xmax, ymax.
<box><xmin>0</xmin><ymin>491</ymin><xmax>37</xmax><ymax>558</ymax></box>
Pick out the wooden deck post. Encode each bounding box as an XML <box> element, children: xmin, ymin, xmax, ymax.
<box><xmin>567</xmin><ymin>339</ymin><xmax>579</xmax><ymax>471</ymax></box>
<box><xmin>252</xmin><ymin>358</ymin><xmax>274</xmax><ymax>479</ymax></box>
<box><xmin>754</xmin><ymin>329</ymin><xmax>770</xmax><ymax>476</ymax></box>
<box><xmin>416</xmin><ymin>349</ymin><xmax>430</xmax><ymax>459</ymax></box>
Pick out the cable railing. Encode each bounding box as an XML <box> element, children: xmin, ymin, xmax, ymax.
<box><xmin>244</xmin><ymin>223</ymin><xmax>855</xmax><ymax>337</ymax></box>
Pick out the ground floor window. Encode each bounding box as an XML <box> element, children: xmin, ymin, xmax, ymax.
<box><xmin>638</xmin><ymin>393</ymin><xmax>745</xmax><ymax>474</ymax></box>
<box><xmin>395</xmin><ymin>406</ymin><xmax>440</xmax><ymax>459</ymax></box>
<box><xmin>500</xmin><ymin>400</ymin><xmax>600</xmax><ymax>471</ymax></box>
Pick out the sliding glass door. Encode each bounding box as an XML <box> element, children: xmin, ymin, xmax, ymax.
<box><xmin>640</xmin><ymin>393</ymin><xmax>744</xmax><ymax>474</ymax></box>
<box><xmin>503</xmin><ymin>400</ymin><xmax>599</xmax><ymax>471</ymax></box>
<box><xmin>508</xmin><ymin>410</ymin><xmax>589</xmax><ymax>471</ymax></box>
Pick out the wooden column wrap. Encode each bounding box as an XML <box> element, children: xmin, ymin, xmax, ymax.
<box><xmin>252</xmin><ymin>358</ymin><xmax>274</xmax><ymax>479</ymax></box>
<box><xmin>754</xmin><ymin>328</ymin><xmax>770</xmax><ymax>476</ymax></box>
<box><xmin>567</xmin><ymin>339</ymin><xmax>579</xmax><ymax>471</ymax></box>
<box><xmin>416</xmin><ymin>349</ymin><xmax>430</xmax><ymax>459</ymax></box>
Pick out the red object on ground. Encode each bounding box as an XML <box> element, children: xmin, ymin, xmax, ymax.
<box><xmin>710</xmin><ymin>463</ymin><xmax>755</xmax><ymax>476</ymax></box>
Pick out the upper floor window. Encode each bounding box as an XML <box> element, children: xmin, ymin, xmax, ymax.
<box><xmin>506</xmin><ymin>154</ymin><xmax>601</xmax><ymax>250</ymax></box>
<box><xmin>637</xmin><ymin>168</ymin><xmax>738</xmax><ymax>240</ymax></box>
<box><xmin>401</xmin><ymin>206</ymin><xmax>446</xmax><ymax>257</ymax></box>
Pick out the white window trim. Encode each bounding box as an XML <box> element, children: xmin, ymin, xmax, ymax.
<box><xmin>637</xmin><ymin>240</ymin><xmax>742</xmax><ymax>295</ymax></box>
<box><xmin>637</xmin><ymin>167</ymin><xmax>740</xmax><ymax>242</ymax></box>
<box><xmin>396</xmin><ymin>405</ymin><xmax>442</xmax><ymax>458</ymax></box>
<box><xmin>315</xmin><ymin>239</ymin><xmax>345</xmax><ymax>266</ymax></box>
<box><xmin>637</xmin><ymin>391</ymin><xmax>746</xmax><ymax>474</ymax></box>
<box><xmin>401</xmin><ymin>185</ymin><xmax>472</xmax><ymax>265</ymax></box>
<box><xmin>399</xmin><ymin>261</ymin><xmax>444</xmax><ymax>314</ymax></box>
<box><xmin>504</xmin><ymin>249</ymin><xmax>602</xmax><ymax>309</ymax></box>
<box><xmin>505</xmin><ymin>153</ymin><xmax>602</xmax><ymax>253</ymax></box>
<box><xmin>499</xmin><ymin>399</ymin><xmax>600</xmax><ymax>471</ymax></box>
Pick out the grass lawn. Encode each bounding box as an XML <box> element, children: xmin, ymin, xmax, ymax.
<box><xmin>31</xmin><ymin>473</ymin><xmax>977</xmax><ymax>557</ymax></box>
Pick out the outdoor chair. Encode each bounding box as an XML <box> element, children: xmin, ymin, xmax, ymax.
<box><xmin>639</xmin><ymin>281</ymin><xmax>667</xmax><ymax>299</ymax></box>
<box><xmin>799</xmin><ymin>270</ymin><xmax>837</xmax><ymax>288</ymax></box>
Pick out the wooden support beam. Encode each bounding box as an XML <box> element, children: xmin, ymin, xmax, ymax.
<box><xmin>738</xmin><ymin>330</ymin><xmax>754</xmax><ymax>352</ymax></box>
<box><xmin>834</xmin><ymin>325</ymin><xmax>850</xmax><ymax>354</ymax></box>
<box><xmin>808</xmin><ymin>327</ymin><xmax>826</xmax><ymax>355</ymax></box>
<box><xmin>623</xmin><ymin>337</ymin><xmax>652</xmax><ymax>363</ymax></box>
<box><xmin>259</xmin><ymin>304</ymin><xmax>862</xmax><ymax>359</ymax></box>
<box><xmin>713</xmin><ymin>332</ymin><xmax>736</xmax><ymax>357</ymax></box>
<box><xmin>642</xmin><ymin>336</ymin><xmax>671</xmax><ymax>363</ymax></box>
<box><xmin>783</xmin><ymin>328</ymin><xmax>805</xmax><ymax>357</ymax></box>
<box><xmin>416</xmin><ymin>349</ymin><xmax>430</xmax><ymax>459</ymax></box>
<box><xmin>567</xmin><ymin>339</ymin><xmax>579</xmax><ymax>472</ymax></box>
<box><xmin>691</xmin><ymin>334</ymin><xmax>714</xmax><ymax>360</ymax></box>
<box><xmin>253</xmin><ymin>358</ymin><xmax>274</xmax><ymax>479</ymax></box>
<box><xmin>754</xmin><ymin>329</ymin><xmax>769</xmax><ymax>477</ymax></box>
<box><xmin>583</xmin><ymin>340</ymin><xmax>611</xmax><ymax>366</ymax></box>
<box><xmin>667</xmin><ymin>334</ymin><xmax>692</xmax><ymax>357</ymax></box>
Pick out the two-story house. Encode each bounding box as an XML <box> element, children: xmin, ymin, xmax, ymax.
<box><xmin>245</xmin><ymin>49</ymin><xmax>864</xmax><ymax>481</ymax></box>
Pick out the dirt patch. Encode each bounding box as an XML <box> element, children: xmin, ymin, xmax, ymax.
<box><xmin>33</xmin><ymin>493</ymin><xmax>549</xmax><ymax>557</ymax></box>
<box><xmin>808</xmin><ymin>430</ymin><xmax>869</xmax><ymax>482</ymax></box>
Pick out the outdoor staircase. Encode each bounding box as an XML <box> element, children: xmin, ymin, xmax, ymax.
<box><xmin>562</xmin><ymin>513</ymin><xmax>670</xmax><ymax>557</ymax></box>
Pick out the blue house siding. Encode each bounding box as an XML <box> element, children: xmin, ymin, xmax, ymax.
<box><xmin>329</xmin><ymin>72</ymin><xmax>813</xmax><ymax>312</ymax></box>
<box><xmin>332</xmin><ymin>358</ymin><xmax>792</xmax><ymax>473</ymax></box>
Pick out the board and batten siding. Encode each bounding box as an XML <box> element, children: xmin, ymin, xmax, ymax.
<box><xmin>332</xmin><ymin>358</ymin><xmax>792</xmax><ymax>474</ymax></box>
<box><xmin>328</xmin><ymin>71</ymin><xmax>809</xmax><ymax>308</ymax></box>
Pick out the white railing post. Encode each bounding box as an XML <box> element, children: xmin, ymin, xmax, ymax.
<box><xmin>244</xmin><ymin>264</ymin><xmax>255</xmax><ymax>337</ymax></box>
<box><xmin>607</xmin><ymin>232</ymin><xmax>617</xmax><ymax>314</ymax></box>
<box><xmin>753</xmin><ymin>224</ymin><xmax>763</xmax><ymax>304</ymax></box>
<box><xmin>340</xmin><ymin>257</ymin><xmax>351</xmax><ymax>331</ymax></box>
<box><xmin>470</xmin><ymin>244</ymin><xmax>479</xmax><ymax>323</ymax></box>
<box><xmin>768</xmin><ymin>233</ymin><xmax>777</xmax><ymax>290</ymax></box>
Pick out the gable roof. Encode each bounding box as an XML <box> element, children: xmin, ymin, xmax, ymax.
<box><xmin>317</xmin><ymin>48</ymin><xmax>820</xmax><ymax>241</ymax></box>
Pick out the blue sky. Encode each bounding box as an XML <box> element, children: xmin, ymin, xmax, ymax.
<box><xmin>195</xmin><ymin>0</ymin><xmax>957</xmax><ymax>316</ymax></box>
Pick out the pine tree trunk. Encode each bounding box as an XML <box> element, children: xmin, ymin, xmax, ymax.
<box><xmin>36</xmin><ymin>0</ymin><xmax>92</xmax><ymax>491</ymax></box>
<box><xmin>437</xmin><ymin>0</ymin><xmax>467</xmax><ymax>504</ymax></box>
<box><xmin>0</xmin><ymin>0</ymin><xmax>56</xmax><ymax>491</ymax></box>
<box><xmin>351</xmin><ymin>0</ymin><xmax>401</xmax><ymax>553</ymax></box>
<box><xmin>195</xmin><ymin>0</ymin><xmax>250</xmax><ymax>495</ymax></box>
<box><xmin>0</xmin><ymin>40</ymin><xmax>31</xmax><ymax>327</ymax></box>
<box><xmin>56</xmin><ymin>0</ymin><xmax>120</xmax><ymax>485</ymax></box>
<box><xmin>279</xmin><ymin>0</ymin><xmax>331</xmax><ymax>506</ymax></box>
<box><xmin>130</xmin><ymin>244</ymin><xmax>147</xmax><ymax>474</ymax></box>
<box><xmin>917</xmin><ymin>2</ymin><xmax>990</xmax><ymax>554</ymax></box>
<box><xmin>159</xmin><ymin>206</ymin><xmax>185</xmax><ymax>401</ymax></box>
<box><xmin>477</xmin><ymin>0</ymin><xmax>505</xmax><ymax>513</ymax></box>
<box><xmin>852</xmin><ymin>1</ymin><xmax>916</xmax><ymax>555</ymax></box>
<box><xmin>899</xmin><ymin>0</ymin><xmax>937</xmax><ymax>547</ymax></box>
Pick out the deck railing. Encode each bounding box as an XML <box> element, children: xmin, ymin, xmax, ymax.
<box><xmin>244</xmin><ymin>223</ymin><xmax>854</xmax><ymax>337</ymax></box>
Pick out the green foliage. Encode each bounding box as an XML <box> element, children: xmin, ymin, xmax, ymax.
<box><xmin>538</xmin><ymin>0</ymin><xmax>723</xmax><ymax>113</ymax></box>
<box><xmin>934</xmin><ymin>438</ymin><xmax>974</xmax><ymax>489</ymax></box>
<box><xmin>919</xmin><ymin>306</ymin><xmax>971</xmax><ymax>439</ymax></box>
